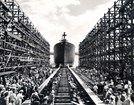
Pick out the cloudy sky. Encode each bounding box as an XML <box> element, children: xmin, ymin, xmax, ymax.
<box><xmin>17</xmin><ymin>0</ymin><xmax>116</xmax><ymax>52</ymax></box>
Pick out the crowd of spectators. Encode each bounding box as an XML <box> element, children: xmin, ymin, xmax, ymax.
<box><xmin>76</xmin><ymin>67</ymin><xmax>134</xmax><ymax>105</ymax></box>
<box><xmin>0</xmin><ymin>66</ymin><xmax>52</xmax><ymax>105</ymax></box>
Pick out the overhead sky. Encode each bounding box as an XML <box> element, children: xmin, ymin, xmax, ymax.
<box><xmin>17</xmin><ymin>0</ymin><xmax>116</xmax><ymax>52</ymax></box>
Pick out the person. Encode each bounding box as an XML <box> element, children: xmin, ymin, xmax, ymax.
<box><xmin>31</xmin><ymin>87</ymin><xmax>40</xmax><ymax>105</ymax></box>
<box><xmin>41</xmin><ymin>95</ymin><xmax>48</xmax><ymax>105</ymax></box>
<box><xmin>4</xmin><ymin>91</ymin><xmax>10</xmax><ymax>105</ymax></box>
<box><xmin>0</xmin><ymin>93</ymin><xmax>6</xmax><ymax>105</ymax></box>
<box><xmin>109</xmin><ymin>93</ymin><xmax>115</xmax><ymax>105</ymax></box>
<box><xmin>128</xmin><ymin>85</ymin><xmax>133</xmax><ymax>99</ymax></box>
<box><xmin>9</xmin><ymin>87</ymin><xmax>17</xmax><ymax>105</ymax></box>
<box><xmin>16</xmin><ymin>90</ymin><xmax>24</xmax><ymax>105</ymax></box>
<box><xmin>122</xmin><ymin>93</ymin><xmax>134</xmax><ymax>105</ymax></box>
<box><xmin>120</xmin><ymin>95</ymin><xmax>126</xmax><ymax>105</ymax></box>
<box><xmin>0</xmin><ymin>85</ymin><xmax>4</xmax><ymax>97</ymax></box>
<box><xmin>93</xmin><ymin>84</ymin><xmax>98</xmax><ymax>94</ymax></box>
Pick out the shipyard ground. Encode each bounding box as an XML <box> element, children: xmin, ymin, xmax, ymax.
<box><xmin>22</xmin><ymin>66</ymin><xmax>105</xmax><ymax>105</ymax></box>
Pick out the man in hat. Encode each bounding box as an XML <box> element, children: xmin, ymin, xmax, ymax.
<box><xmin>122</xmin><ymin>93</ymin><xmax>134</xmax><ymax>105</ymax></box>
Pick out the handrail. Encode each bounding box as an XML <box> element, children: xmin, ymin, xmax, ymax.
<box><xmin>38</xmin><ymin>67</ymin><xmax>60</xmax><ymax>93</ymax></box>
<box><xmin>68</xmin><ymin>67</ymin><xmax>105</xmax><ymax>105</ymax></box>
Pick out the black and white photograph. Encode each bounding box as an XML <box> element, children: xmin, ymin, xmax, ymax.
<box><xmin>0</xmin><ymin>0</ymin><xmax>134</xmax><ymax>105</ymax></box>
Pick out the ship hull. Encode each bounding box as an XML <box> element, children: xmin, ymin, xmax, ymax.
<box><xmin>54</xmin><ymin>42</ymin><xmax>75</xmax><ymax>67</ymax></box>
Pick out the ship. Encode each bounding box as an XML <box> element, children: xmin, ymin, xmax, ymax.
<box><xmin>54</xmin><ymin>32</ymin><xmax>75</xmax><ymax>67</ymax></box>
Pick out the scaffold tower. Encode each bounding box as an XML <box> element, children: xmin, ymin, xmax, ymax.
<box><xmin>79</xmin><ymin>0</ymin><xmax>134</xmax><ymax>89</ymax></box>
<box><xmin>0</xmin><ymin>0</ymin><xmax>50</xmax><ymax>78</ymax></box>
